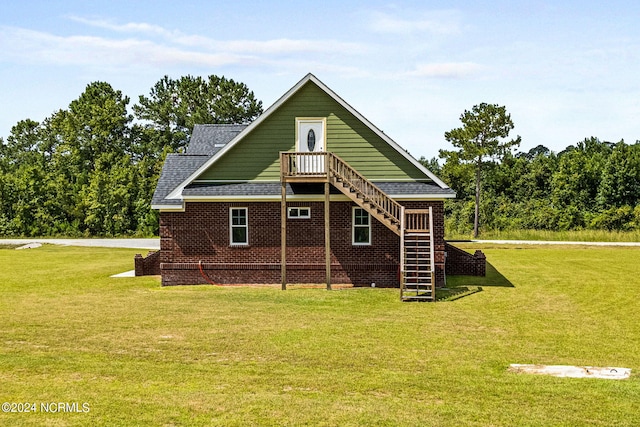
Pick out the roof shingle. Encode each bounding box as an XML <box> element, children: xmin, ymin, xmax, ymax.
<box><xmin>185</xmin><ymin>124</ymin><xmax>247</xmax><ymax>155</ymax></box>
<box><xmin>151</xmin><ymin>154</ymin><xmax>210</xmax><ymax>206</ymax></box>
<box><xmin>180</xmin><ymin>181</ymin><xmax>455</xmax><ymax>198</ymax></box>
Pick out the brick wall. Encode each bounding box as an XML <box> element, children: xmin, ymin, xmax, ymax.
<box><xmin>134</xmin><ymin>251</ymin><xmax>161</xmax><ymax>276</ymax></box>
<box><xmin>159</xmin><ymin>200</ymin><xmax>446</xmax><ymax>287</ymax></box>
<box><xmin>445</xmin><ymin>242</ymin><xmax>486</xmax><ymax>276</ymax></box>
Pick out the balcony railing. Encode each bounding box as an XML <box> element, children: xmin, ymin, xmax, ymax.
<box><xmin>281</xmin><ymin>151</ymin><xmax>327</xmax><ymax>177</ymax></box>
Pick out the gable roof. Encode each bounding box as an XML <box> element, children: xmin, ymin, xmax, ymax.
<box><xmin>163</xmin><ymin>73</ymin><xmax>452</xmax><ymax>203</ymax></box>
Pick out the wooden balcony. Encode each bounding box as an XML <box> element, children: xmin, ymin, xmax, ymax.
<box><xmin>280</xmin><ymin>151</ymin><xmax>329</xmax><ymax>183</ymax></box>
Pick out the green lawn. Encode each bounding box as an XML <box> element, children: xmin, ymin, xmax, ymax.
<box><xmin>1</xmin><ymin>244</ymin><xmax>639</xmax><ymax>426</ymax></box>
<box><xmin>446</xmin><ymin>228</ymin><xmax>640</xmax><ymax>242</ymax></box>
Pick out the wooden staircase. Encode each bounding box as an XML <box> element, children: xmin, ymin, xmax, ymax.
<box><xmin>401</xmin><ymin>211</ymin><xmax>435</xmax><ymax>301</ymax></box>
<box><xmin>281</xmin><ymin>152</ymin><xmax>435</xmax><ymax>301</ymax></box>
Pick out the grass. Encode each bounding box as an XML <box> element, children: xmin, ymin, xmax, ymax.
<box><xmin>1</xmin><ymin>244</ymin><xmax>639</xmax><ymax>426</ymax></box>
<box><xmin>446</xmin><ymin>228</ymin><xmax>640</xmax><ymax>242</ymax></box>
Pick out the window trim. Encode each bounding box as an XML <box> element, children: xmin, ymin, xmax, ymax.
<box><xmin>287</xmin><ymin>207</ymin><xmax>311</xmax><ymax>219</ymax></box>
<box><xmin>352</xmin><ymin>207</ymin><xmax>371</xmax><ymax>246</ymax></box>
<box><xmin>229</xmin><ymin>207</ymin><xmax>248</xmax><ymax>246</ymax></box>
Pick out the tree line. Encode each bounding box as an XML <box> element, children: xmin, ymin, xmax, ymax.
<box><xmin>0</xmin><ymin>76</ymin><xmax>262</xmax><ymax>237</ymax></box>
<box><xmin>1</xmin><ymin>77</ymin><xmax>639</xmax><ymax>237</ymax></box>
<box><xmin>426</xmin><ymin>136</ymin><xmax>640</xmax><ymax>236</ymax></box>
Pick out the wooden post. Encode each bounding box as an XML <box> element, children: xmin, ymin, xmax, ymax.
<box><xmin>325</xmin><ymin>180</ymin><xmax>331</xmax><ymax>290</ymax></box>
<box><xmin>281</xmin><ymin>154</ymin><xmax>287</xmax><ymax>290</ymax></box>
<box><xmin>428</xmin><ymin>206</ymin><xmax>435</xmax><ymax>296</ymax></box>
<box><xmin>399</xmin><ymin>205</ymin><xmax>405</xmax><ymax>300</ymax></box>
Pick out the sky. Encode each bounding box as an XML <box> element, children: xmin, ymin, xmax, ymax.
<box><xmin>1</xmin><ymin>0</ymin><xmax>639</xmax><ymax>160</ymax></box>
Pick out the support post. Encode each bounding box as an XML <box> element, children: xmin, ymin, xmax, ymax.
<box><xmin>428</xmin><ymin>206</ymin><xmax>435</xmax><ymax>293</ymax></box>
<box><xmin>325</xmin><ymin>180</ymin><xmax>331</xmax><ymax>290</ymax></box>
<box><xmin>281</xmin><ymin>157</ymin><xmax>287</xmax><ymax>290</ymax></box>
<box><xmin>399</xmin><ymin>205</ymin><xmax>405</xmax><ymax>300</ymax></box>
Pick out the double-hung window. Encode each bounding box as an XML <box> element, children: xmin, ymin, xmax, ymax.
<box><xmin>230</xmin><ymin>208</ymin><xmax>248</xmax><ymax>246</ymax></box>
<box><xmin>352</xmin><ymin>207</ymin><xmax>371</xmax><ymax>245</ymax></box>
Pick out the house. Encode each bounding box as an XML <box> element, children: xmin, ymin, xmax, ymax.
<box><xmin>147</xmin><ymin>73</ymin><xmax>482</xmax><ymax>300</ymax></box>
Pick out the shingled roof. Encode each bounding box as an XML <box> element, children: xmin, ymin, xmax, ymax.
<box><xmin>151</xmin><ymin>154</ymin><xmax>210</xmax><ymax>207</ymax></box>
<box><xmin>185</xmin><ymin>124</ymin><xmax>248</xmax><ymax>155</ymax></box>
<box><xmin>179</xmin><ymin>181</ymin><xmax>455</xmax><ymax>198</ymax></box>
<box><xmin>151</xmin><ymin>124</ymin><xmax>246</xmax><ymax>208</ymax></box>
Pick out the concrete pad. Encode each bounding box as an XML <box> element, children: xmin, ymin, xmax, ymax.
<box><xmin>111</xmin><ymin>270</ymin><xmax>136</xmax><ymax>278</ymax></box>
<box><xmin>509</xmin><ymin>364</ymin><xmax>631</xmax><ymax>379</ymax></box>
<box><xmin>16</xmin><ymin>243</ymin><xmax>42</xmax><ymax>250</ymax></box>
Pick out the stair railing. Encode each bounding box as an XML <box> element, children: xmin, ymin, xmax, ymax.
<box><xmin>405</xmin><ymin>209</ymin><xmax>431</xmax><ymax>233</ymax></box>
<box><xmin>281</xmin><ymin>152</ymin><xmax>404</xmax><ymax>229</ymax></box>
<box><xmin>326</xmin><ymin>153</ymin><xmax>403</xmax><ymax>228</ymax></box>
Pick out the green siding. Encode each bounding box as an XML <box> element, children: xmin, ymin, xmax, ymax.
<box><xmin>197</xmin><ymin>82</ymin><xmax>430</xmax><ymax>182</ymax></box>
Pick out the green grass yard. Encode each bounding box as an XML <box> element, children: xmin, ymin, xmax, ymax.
<box><xmin>1</xmin><ymin>244</ymin><xmax>639</xmax><ymax>426</ymax></box>
<box><xmin>446</xmin><ymin>228</ymin><xmax>640</xmax><ymax>242</ymax></box>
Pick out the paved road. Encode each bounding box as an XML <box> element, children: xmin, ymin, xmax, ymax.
<box><xmin>0</xmin><ymin>238</ymin><xmax>159</xmax><ymax>250</ymax></box>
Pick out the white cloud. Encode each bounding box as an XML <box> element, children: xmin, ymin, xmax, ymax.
<box><xmin>66</xmin><ymin>16</ymin><xmax>367</xmax><ymax>55</ymax></box>
<box><xmin>405</xmin><ymin>62</ymin><xmax>484</xmax><ymax>78</ymax></box>
<box><xmin>368</xmin><ymin>10</ymin><xmax>461</xmax><ymax>35</ymax></box>
<box><xmin>209</xmin><ymin>39</ymin><xmax>366</xmax><ymax>55</ymax></box>
<box><xmin>0</xmin><ymin>27</ymin><xmax>252</xmax><ymax>68</ymax></box>
<box><xmin>68</xmin><ymin>16</ymin><xmax>175</xmax><ymax>37</ymax></box>
<box><xmin>0</xmin><ymin>23</ymin><xmax>367</xmax><ymax>71</ymax></box>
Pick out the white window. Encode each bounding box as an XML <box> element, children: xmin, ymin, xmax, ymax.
<box><xmin>288</xmin><ymin>207</ymin><xmax>311</xmax><ymax>219</ymax></box>
<box><xmin>230</xmin><ymin>208</ymin><xmax>248</xmax><ymax>246</ymax></box>
<box><xmin>352</xmin><ymin>207</ymin><xmax>371</xmax><ymax>245</ymax></box>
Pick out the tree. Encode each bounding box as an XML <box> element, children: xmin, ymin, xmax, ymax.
<box><xmin>597</xmin><ymin>140</ymin><xmax>640</xmax><ymax>208</ymax></box>
<box><xmin>551</xmin><ymin>137</ymin><xmax>611</xmax><ymax>214</ymax></box>
<box><xmin>134</xmin><ymin>75</ymin><xmax>263</xmax><ymax>152</ymax></box>
<box><xmin>440</xmin><ymin>103</ymin><xmax>521</xmax><ymax>237</ymax></box>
